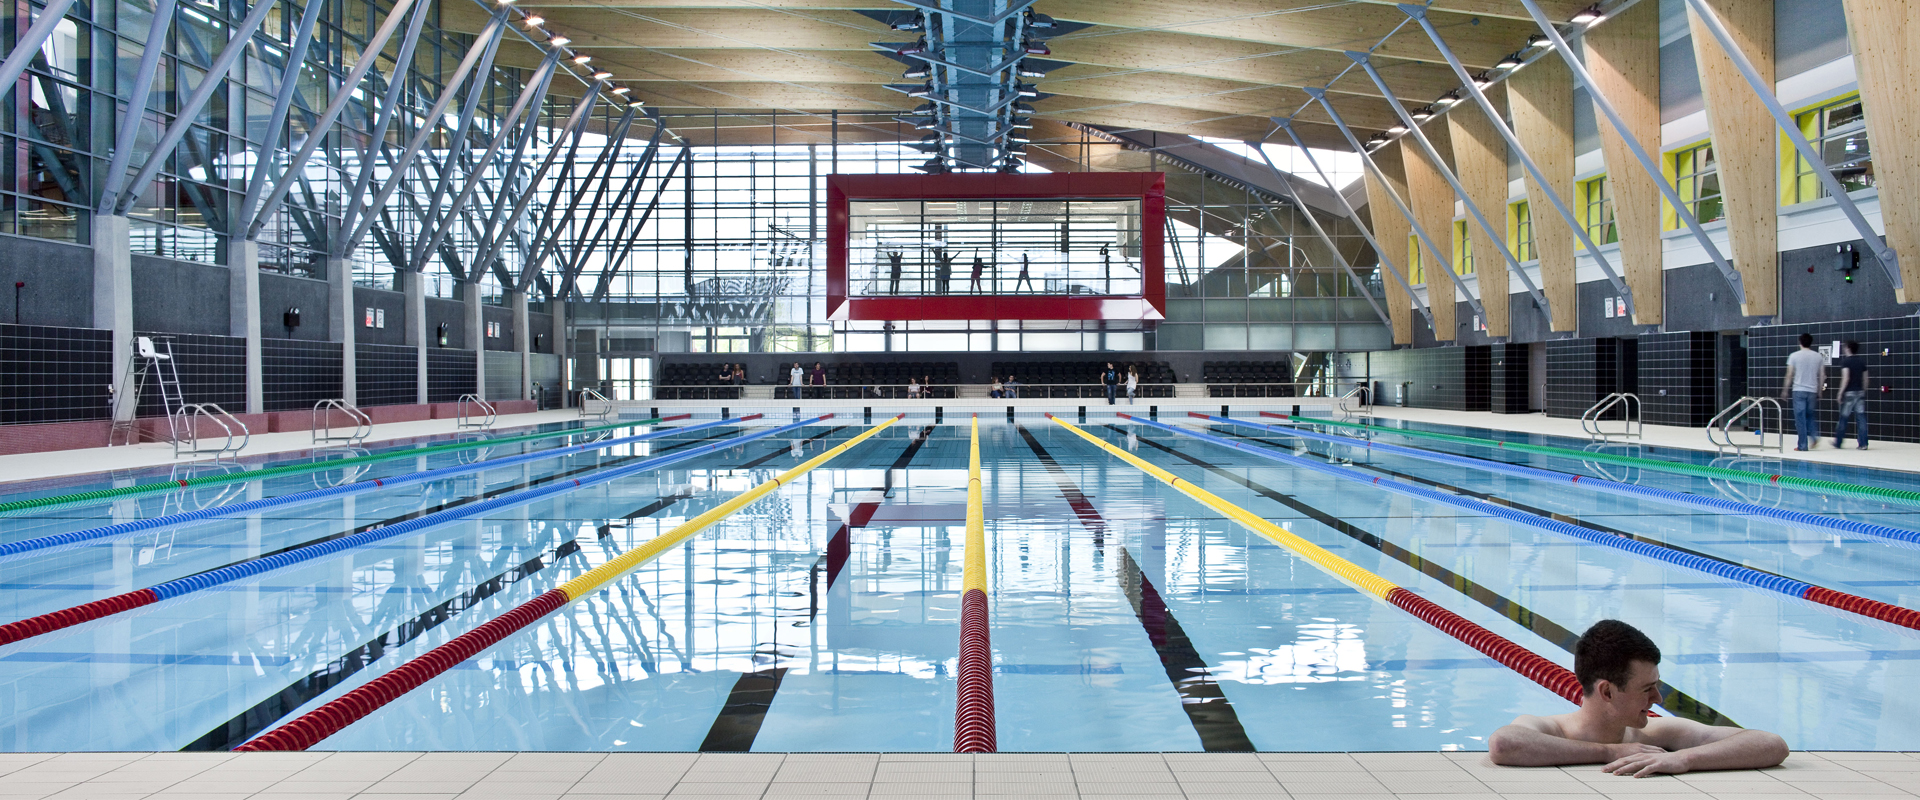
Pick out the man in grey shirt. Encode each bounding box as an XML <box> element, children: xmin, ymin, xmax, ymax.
<box><xmin>1782</xmin><ymin>333</ymin><xmax>1826</xmax><ymax>451</ymax></box>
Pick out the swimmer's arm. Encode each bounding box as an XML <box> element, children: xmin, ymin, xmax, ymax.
<box><xmin>1488</xmin><ymin>716</ymin><xmax>1648</xmax><ymax>766</ymax></box>
<box><xmin>1618</xmin><ymin>719</ymin><xmax>1789</xmax><ymax>775</ymax></box>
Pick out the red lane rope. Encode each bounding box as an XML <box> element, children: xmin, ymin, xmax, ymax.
<box><xmin>1804</xmin><ymin>587</ymin><xmax>1920</xmax><ymax>629</ymax></box>
<box><xmin>0</xmin><ymin>589</ymin><xmax>158</xmax><ymax>646</ymax></box>
<box><xmin>236</xmin><ymin>589</ymin><xmax>571</xmax><ymax>751</ymax></box>
<box><xmin>953</xmin><ymin>589</ymin><xmax>996</xmax><ymax>753</ymax></box>
<box><xmin>1386</xmin><ymin>588</ymin><xmax>1583</xmax><ymax>704</ymax></box>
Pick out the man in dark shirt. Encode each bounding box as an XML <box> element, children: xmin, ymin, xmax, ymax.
<box><xmin>887</xmin><ymin>251</ymin><xmax>903</xmax><ymax>294</ymax></box>
<box><xmin>1834</xmin><ymin>340</ymin><xmax>1870</xmax><ymax>449</ymax></box>
<box><xmin>1102</xmin><ymin>362</ymin><xmax>1119</xmax><ymax>405</ymax></box>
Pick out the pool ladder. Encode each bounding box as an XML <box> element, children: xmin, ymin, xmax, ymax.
<box><xmin>457</xmin><ymin>394</ymin><xmax>496</xmax><ymax>431</ymax></box>
<box><xmin>578</xmin><ymin>387</ymin><xmax>614</xmax><ymax>420</ymax></box>
<box><xmin>312</xmin><ymin>399</ymin><xmax>373</xmax><ymax>445</ymax></box>
<box><xmin>1708</xmin><ymin>396</ymin><xmax>1785</xmax><ymax>455</ymax></box>
<box><xmin>1580</xmin><ymin>392</ymin><xmax>1642</xmax><ymax>442</ymax></box>
<box><xmin>173</xmin><ymin>403</ymin><xmax>250</xmax><ymax>460</ymax></box>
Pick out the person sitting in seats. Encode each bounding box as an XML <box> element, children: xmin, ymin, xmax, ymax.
<box><xmin>1489</xmin><ymin>620</ymin><xmax>1787</xmax><ymax>776</ymax></box>
<box><xmin>990</xmin><ymin>377</ymin><xmax>1004</xmax><ymax>399</ymax></box>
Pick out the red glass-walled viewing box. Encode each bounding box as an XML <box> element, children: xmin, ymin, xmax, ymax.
<box><xmin>826</xmin><ymin>172</ymin><xmax>1166</xmax><ymax>321</ymax></box>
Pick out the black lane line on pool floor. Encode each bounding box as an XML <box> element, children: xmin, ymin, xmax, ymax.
<box><xmin>181</xmin><ymin>428</ymin><xmax>834</xmax><ymax>751</ymax></box>
<box><xmin>702</xmin><ymin>428</ymin><xmax>935</xmax><ymax>752</ymax></box>
<box><xmin>735</xmin><ymin>426</ymin><xmax>852</xmax><ymax>471</ymax></box>
<box><xmin>1107</xmin><ymin>424</ymin><xmax>1738</xmax><ymax>728</ymax></box>
<box><xmin>1017</xmin><ymin>424</ymin><xmax>1256</xmax><ymax>752</ymax></box>
<box><xmin>826</xmin><ymin>425</ymin><xmax>936</xmax><ymax>590</ymax></box>
<box><xmin>184</xmin><ymin>490</ymin><xmax>699</xmax><ymax>751</ymax></box>
<box><xmin>1209</xmin><ymin>426</ymin><xmax>1818</xmax><ymax>593</ymax></box>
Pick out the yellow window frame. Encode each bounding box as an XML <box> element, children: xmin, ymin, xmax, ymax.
<box><xmin>1780</xmin><ymin>91</ymin><xmax>1866</xmax><ymax>206</ymax></box>
<box><xmin>1507</xmin><ymin>200</ymin><xmax>1535</xmax><ymax>262</ymax></box>
<box><xmin>1452</xmin><ymin>219</ymin><xmax>1474</xmax><ymax>275</ymax></box>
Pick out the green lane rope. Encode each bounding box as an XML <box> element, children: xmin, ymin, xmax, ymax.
<box><xmin>0</xmin><ymin>416</ymin><xmax>669</xmax><ymax>517</ymax></box>
<box><xmin>1285</xmin><ymin>415</ymin><xmax>1920</xmax><ymax>508</ymax></box>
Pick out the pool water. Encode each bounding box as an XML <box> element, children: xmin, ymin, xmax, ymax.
<box><xmin>1</xmin><ymin>412</ymin><xmax>1917</xmax><ymax>752</ymax></box>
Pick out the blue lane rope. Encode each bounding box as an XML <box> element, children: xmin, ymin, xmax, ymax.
<box><xmin>1210</xmin><ymin>414</ymin><xmax>1920</xmax><ymax>550</ymax></box>
<box><xmin>0</xmin><ymin>417</ymin><xmax>765</xmax><ymax>561</ymax></box>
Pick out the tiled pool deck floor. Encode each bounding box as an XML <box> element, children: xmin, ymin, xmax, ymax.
<box><xmin>0</xmin><ymin>751</ymin><xmax>1912</xmax><ymax>800</ymax></box>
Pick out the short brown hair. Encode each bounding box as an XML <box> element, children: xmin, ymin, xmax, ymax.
<box><xmin>1574</xmin><ymin>619</ymin><xmax>1661</xmax><ymax>696</ymax></box>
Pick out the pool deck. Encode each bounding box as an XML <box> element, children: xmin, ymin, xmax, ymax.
<box><xmin>0</xmin><ymin>751</ymin><xmax>1910</xmax><ymax>800</ymax></box>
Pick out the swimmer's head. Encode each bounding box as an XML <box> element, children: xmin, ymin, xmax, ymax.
<box><xmin>1575</xmin><ymin>619</ymin><xmax>1663</xmax><ymax>727</ymax></box>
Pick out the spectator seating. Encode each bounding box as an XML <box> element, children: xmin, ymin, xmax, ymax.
<box><xmin>813</xmin><ymin>361</ymin><xmax>960</xmax><ymax>399</ymax></box>
<box><xmin>658</xmin><ymin>362</ymin><xmax>742</xmax><ymax>400</ymax></box>
<box><xmin>1202</xmin><ymin>360</ymin><xmax>1296</xmax><ymax>398</ymax></box>
<box><xmin>988</xmin><ymin>360</ymin><xmax>1175</xmax><ymax>399</ymax></box>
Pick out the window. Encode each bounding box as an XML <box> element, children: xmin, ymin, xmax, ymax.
<box><xmin>1407</xmin><ymin>233</ymin><xmax>1423</xmax><ymax>285</ymax></box>
<box><xmin>1785</xmin><ymin>94</ymin><xmax>1872</xmax><ymax>205</ymax></box>
<box><xmin>1509</xmin><ymin>200</ymin><xmax>1535</xmax><ymax>262</ymax></box>
<box><xmin>1451</xmin><ymin>219</ymin><xmax>1475</xmax><ymax>275</ymax></box>
<box><xmin>1578</xmin><ymin>176</ymin><xmax>1619</xmax><ymax>247</ymax></box>
<box><xmin>1668</xmin><ymin>141</ymin><xmax>1724</xmax><ymax>228</ymax></box>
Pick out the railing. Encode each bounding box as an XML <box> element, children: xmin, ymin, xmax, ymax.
<box><xmin>1708</xmin><ymin>455</ymin><xmax>1786</xmax><ymax>507</ymax></box>
<box><xmin>172</xmin><ymin>403</ymin><xmax>250</xmax><ymax>460</ymax></box>
<box><xmin>1581</xmin><ymin>441</ymin><xmax>1644</xmax><ymax>485</ymax></box>
<box><xmin>310</xmin><ymin>447</ymin><xmax>373</xmax><ymax>489</ymax></box>
<box><xmin>1707</xmin><ymin>396</ymin><xmax>1784</xmax><ymax>455</ymax></box>
<box><xmin>1580</xmin><ymin>393</ymin><xmax>1642</xmax><ymax>442</ymax></box>
<box><xmin>311</xmin><ymin>399</ymin><xmax>373</xmax><ymax>445</ymax></box>
<box><xmin>456</xmin><ymin>394</ymin><xmax>496</xmax><ymax>431</ymax></box>
<box><xmin>578</xmin><ymin>388</ymin><xmax>614</xmax><ymax>419</ymax></box>
<box><xmin>1336</xmin><ymin>384</ymin><xmax>1371</xmax><ymax>422</ymax></box>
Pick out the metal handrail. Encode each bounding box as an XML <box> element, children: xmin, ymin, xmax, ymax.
<box><xmin>1581</xmin><ymin>441</ymin><xmax>1644</xmax><ymax>484</ymax></box>
<box><xmin>1580</xmin><ymin>392</ymin><xmax>1642</xmax><ymax>442</ymax></box>
<box><xmin>312</xmin><ymin>399</ymin><xmax>373</xmax><ymax>445</ymax></box>
<box><xmin>578</xmin><ymin>387</ymin><xmax>614</xmax><ymax>419</ymax></box>
<box><xmin>310</xmin><ymin>447</ymin><xmax>372</xmax><ymax>489</ymax></box>
<box><xmin>1707</xmin><ymin>396</ymin><xmax>1784</xmax><ymax>455</ymax></box>
<box><xmin>1708</xmin><ymin>455</ymin><xmax>1786</xmax><ymax>507</ymax></box>
<box><xmin>457</xmin><ymin>394</ymin><xmax>497</xmax><ymax>430</ymax></box>
<box><xmin>173</xmin><ymin>403</ymin><xmax>250</xmax><ymax>460</ymax></box>
<box><xmin>1336</xmin><ymin>384</ymin><xmax>1371</xmax><ymax>421</ymax></box>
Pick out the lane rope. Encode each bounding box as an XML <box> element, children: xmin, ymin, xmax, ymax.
<box><xmin>1269</xmin><ymin>412</ymin><xmax>1920</xmax><ymax>509</ymax></box>
<box><xmin>1213</xmin><ymin>415</ymin><xmax>1920</xmax><ymax>549</ymax></box>
<box><xmin>1046</xmin><ymin>414</ymin><xmax>1584</xmax><ymax>705</ymax></box>
<box><xmin>0</xmin><ymin>414</ymin><xmax>691</xmax><ymax>517</ymax></box>
<box><xmin>0</xmin><ymin>416</ymin><xmax>760</xmax><ymax>561</ymax></box>
<box><xmin>954</xmin><ymin>415</ymin><xmax>996</xmax><ymax>753</ymax></box>
<box><xmin>0</xmin><ymin>416</ymin><xmax>827</xmax><ymax>648</ymax></box>
<box><xmin>235</xmin><ymin>414</ymin><xmax>904</xmax><ymax>751</ymax></box>
<box><xmin>1146</xmin><ymin>415</ymin><xmax>1920</xmax><ymax>633</ymax></box>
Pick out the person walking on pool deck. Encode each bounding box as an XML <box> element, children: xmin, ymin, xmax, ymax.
<box><xmin>1783</xmin><ymin>332</ymin><xmax>1826</xmax><ymax>451</ymax></box>
<box><xmin>1102</xmin><ymin>362</ymin><xmax>1119</xmax><ymax>405</ymax></box>
<box><xmin>1835</xmin><ymin>340</ymin><xmax>1870</xmax><ymax>450</ymax></box>
<box><xmin>1489</xmin><ymin>620</ymin><xmax>1787</xmax><ymax>776</ymax></box>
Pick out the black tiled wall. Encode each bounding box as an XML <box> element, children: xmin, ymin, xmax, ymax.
<box><xmin>1366</xmin><ymin>346</ymin><xmax>1490</xmax><ymax>411</ymax></box>
<box><xmin>1749</xmin><ymin>317</ymin><xmax>1918</xmax><ymax>443</ymax></box>
<box><xmin>1490</xmin><ymin>343</ymin><xmax>1531</xmax><ymax>414</ymax></box>
<box><xmin>1636</xmin><ymin>331</ymin><xmax>1716</xmax><ymax>428</ymax></box>
<box><xmin>426</xmin><ymin>349</ymin><xmax>478</xmax><ymax>403</ymax></box>
<box><xmin>263</xmin><ymin>339</ymin><xmax>343</xmax><ymax>412</ymax></box>
<box><xmin>1546</xmin><ymin>337</ymin><xmax>1635</xmax><ymax>419</ymax></box>
<box><xmin>357</xmin><ymin>343</ymin><xmax>418</xmax><ymax>408</ymax></box>
<box><xmin>132</xmin><ymin>332</ymin><xmax>246</xmax><ymax>417</ymax></box>
<box><xmin>0</xmin><ymin>324</ymin><xmax>112</xmax><ymax>424</ymax></box>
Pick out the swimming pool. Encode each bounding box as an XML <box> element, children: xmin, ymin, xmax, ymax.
<box><xmin>1</xmin><ymin>410</ymin><xmax>1916</xmax><ymax>752</ymax></box>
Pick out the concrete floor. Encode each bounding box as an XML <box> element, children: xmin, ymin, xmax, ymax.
<box><xmin>0</xmin><ymin>750</ymin><xmax>1906</xmax><ymax>800</ymax></box>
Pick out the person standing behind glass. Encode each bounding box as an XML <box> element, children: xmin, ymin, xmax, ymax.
<box><xmin>1015</xmin><ymin>254</ymin><xmax>1034</xmax><ymax>292</ymax></box>
<box><xmin>1782</xmin><ymin>333</ymin><xmax>1825</xmax><ymax>451</ymax></box>
<box><xmin>970</xmin><ymin>252</ymin><xmax>985</xmax><ymax>291</ymax></box>
<box><xmin>1101</xmin><ymin>243</ymin><xmax>1112</xmax><ymax>293</ymax></box>
<box><xmin>933</xmin><ymin>248</ymin><xmax>953</xmax><ymax>295</ymax></box>
<box><xmin>887</xmin><ymin>251</ymin><xmax>904</xmax><ymax>294</ymax></box>
<box><xmin>1834</xmin><ymin>340</ymin><xmax>1870</xmax><ymax>450</ymax></box>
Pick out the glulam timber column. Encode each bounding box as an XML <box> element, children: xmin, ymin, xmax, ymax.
<box><xmin>1401</xmin><ymin>135</ymin><xmax>1459</xmax><ymax>342</ymax></box>
<box><xmin>1689</xmin><ymin>0</ymin><xmax>1778</xmax><ymax>318</ymax></box>
<box><xmin>1508</xmin><ymin>56</ymin><xmax>1580</xmax><ymax>332</ymax></box>
<box><xmin>1839</xmin><ymin>0</ymin><xmax>1920</xmax><ymax>302</ymax></box>
<box><xmin>1449</xmin><ymin>84</ymin><xmax>1512</xmax><ymax>338</ymax></box>
<box><xmin>1363</xmin><ymin>145</ymin><xmax>1418</xmax><ymax>345</ymax></box>
<box><xmin>1583</xmin><ymin>0</ymin><xmax>1665</xmax><ymax>325</ymax></box>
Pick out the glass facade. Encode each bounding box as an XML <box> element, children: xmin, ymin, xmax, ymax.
<box><xmin>1787</xmin><ymin>94</ymin><xmax>1872</xmax><ymax>205</ymax></box>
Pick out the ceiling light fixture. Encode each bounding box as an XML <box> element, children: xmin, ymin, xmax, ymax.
<box><xmin>610</xmin><ymin>86</ymin><xmax>630</xmax><ymax>95</ymax></box>
<box><xmin>548</xmin><ymin>35</ymin><xmax>570</xmax><ymax>46</ymax></box>
<box><xmin>1387</xmin><ymin>124</ymin><xmax>1408</xmax><ymax>134</ymax></box>
<box><xmin>591</xmin><ymin>70</ymin><xmax>612</xmax><ymax>81</ymax></box>
<box><xmin>522</xmin><ymin>14</ymin><xmax>543</xmax><ymax>26</ymax></box>
<box><xmin>1411</xmin><ymin>107</ymin><xmax>1432</xmax><ymax>121</ymax></box>
<box><xmin>904</xmin><ymin>65</ymin><xmax>930</xmax><ymax>79</ymax></box>
<box><xmin>1434</xmin><ymin>90</ymin><xmax>1460</xmax><ymax>107</ymax></box>
<box><xmin>1496</xmin><ymin>52</ymin><xmax>1523</xmax><ymax>70</ymax></box>
<box><xmin>1472</xmin><ymin>72</ymin><xmax>1492</xmax><ymax>88</ymax></box>
<box><xmin>1570</xmin><ymin>5</ymin><xmax>1603</xmax><ymax>24</ymax></box>
<box><xmin>1526</xmin><ymin>35</ymin><xmax>1550</xmax><ymax>49</ymax></box>
<box><xmin>572</xmin><ymin>54</ymin><xmax>592</xmax><ymax>64</ymax></box>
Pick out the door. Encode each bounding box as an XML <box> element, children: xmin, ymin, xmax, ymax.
<box><xmin>1528</xmin><ymin>341</ymin><xmax>1547</xmax><ymax>412</ymax></box>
